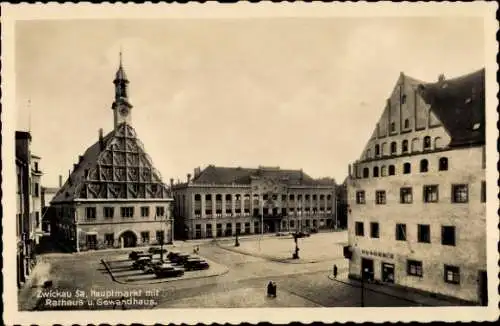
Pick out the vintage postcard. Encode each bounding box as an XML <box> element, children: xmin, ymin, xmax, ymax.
<box><xmin>2</xmin><ymin>2</ymin><xmax>498</xmax><ymax>325</ymax></box>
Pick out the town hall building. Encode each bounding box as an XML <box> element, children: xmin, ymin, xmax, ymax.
<box><xmin>50</xmin><ymin>55</ymin><xmax>174</xmax><ymax>251</ymax></box>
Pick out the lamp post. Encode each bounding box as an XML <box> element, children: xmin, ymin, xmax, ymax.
<box><xmin>361</xmin><ymin>268</ymin><xmax>367</xmax><ymax>307</ymax></box>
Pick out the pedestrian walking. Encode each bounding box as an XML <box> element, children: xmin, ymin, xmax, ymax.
<box><xmin>333</xmin><ymin>264</ymin><xmax>338</xmax><ymax>279</ymax></box>
<box><xmin>267</xmin><ymin>281</ymin><xmax>273</xmax><ymax>297</ymax></box>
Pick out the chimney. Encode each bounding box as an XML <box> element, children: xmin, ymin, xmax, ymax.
<box><xmin>194</xmin><ymin>167</ymin><xmax>201</xmax><ymax>178</ymax></box>
<box><xmin>99</xmin><ymin>128</ymin><xmax>104</xmax><ymax>150</ymax></box>
<box><xmin>187</xmin><ymin>173</ymin><xmax>192</xmax><ymax>184</ymax></box>
<box><xmin>348</xmin><ymin>164</ymin><xmax>352</xmax><ymax>177</ymax></box>
<box><xmin>59</xmin><ymin>175</ymin><xmax>63</xmax><ymax>187</ymax></box>
<box><xmin>438</xmin><ymin>74</ymin><xmax>445</xmax><ymax>82</ymax></box>
<box><xmin>170</xmin><ymin>178</ymin><xmax>174</xmax><ymax>188</ymax></box>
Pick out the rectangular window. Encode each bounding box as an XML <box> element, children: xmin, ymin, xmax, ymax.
<box><xmin>400</xmin><ymin>187</ymin><xmax>413</xmax><ymax>204</ymax></box>
<box><xmin>34</xmin><ymin>183</ymin><xmax>40</xmax><ymax>197</ymax></box>
<box><xmin>156</xmin><ymin>230</ymin><xmax>165</xmax><ymax>243</ymax></box>
<box><xmin>370</xmin><ymin>222</ymin><xmax>379</xmax><ymax>238</ymax></box>
<box><xmin>444</xmin><ymin>265</ymin><xmax>460</xmax><ymax>284</ymax></box>
<box><xmin>407</xmin><ymin>260</ymin><xmax>423</xmax><ymax>277</ymax></box>
<box><xmin>205</xmin><ymin>209</ymin><xmax>212</xmax><ymax>216</ymax></box>
<box><xmin>441</xmin><ymin>226</ymin><xmax>456</xmax><ymax>246</ymax></box>
<box><xmin>423</xmin><ymin>185</ymin><xmax>439</xmax><ymax>203</ymax></box>
<box><xmin>104</xmin><ymin>233</ymin><xmax>114</xmax><ymax>246</ymax></box>
<box><xmin>194</xmin><ymin>209</ymin><xmax>201</xmax><ymax>217</ymax></box>
<box><xmin>141</xmin><ymin>206</ymin><xmax>150</xmax><ymax>217</ymax></box>
<box><xmin>481</xmin><ymin>181</ymin><xmax>486</xmax><ymax>203</ymax></box>
<box><xmin>121</xmin><ymin>207</ymin><xmax>134</xmax><ymax>218</ymax></box>
<box><xmin>355</xmin><ymin>222</ymin><xmax>364</xmax><ymax>236</ymax></box>
<box><xmin>156</xmin><ymin>206</ymin><xmax>165</xmax><ymax>217</ymax></box>
<box><xmin>141</xmin><ymin>231</ymin><xmax>150</xmax><ymax>244</ymax></box>
<box><xmin>86</xmin><ymin>207</ymin><xmax>96</xmax><ymax>220</ymax></box>
<box><xmin>417</xmin><ymin>224</ymin><xmax>431</xmax><ymax>243</ymax></box>
<box><xmin>356</xmin><ymin>191</ymin><xmax>365</xmax><ymax>204</ymax></box>
<box><xmin>375</xmin><ymin>190</ymin><xmax>386</xmax><ymax>205</ymax></box>
<box><xmin>452</xmin><ymin>184</ymin><xmax>468</xmax><ymax>203</ymax></box>
<box><xmin>395</xmin><ymin>223</ymin><xmax>406</xmax><ymax>241</ymax></box>
<box><xmin>103</xmin><ymin>207</ymin><xmax>114</xmax><ymax>219</ymax></box>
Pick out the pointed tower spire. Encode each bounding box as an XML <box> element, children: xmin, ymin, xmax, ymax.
<box><xmin>112</xmin><ymin>51</ymin><xmax>133</xmax><ymax>129</ymax></box>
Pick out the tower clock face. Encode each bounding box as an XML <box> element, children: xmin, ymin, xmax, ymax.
<box><xmin>119</xmin><ymin>106</ymin><xmax>129</xmax><ymax>116</ymax></box>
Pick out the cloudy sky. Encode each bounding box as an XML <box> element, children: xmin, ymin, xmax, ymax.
<box><xmin>15</xmin><ymin>16</ymin><xmax>485</xmax><ymax>186</ymax></box>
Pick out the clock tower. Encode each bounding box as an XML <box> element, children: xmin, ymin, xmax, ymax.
<box><xmin>112</xmin><ymin>52</ymin><xmax>133</xmax><ymax>128</ymax></box>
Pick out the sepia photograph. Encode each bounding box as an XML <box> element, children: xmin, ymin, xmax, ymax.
<box><xmin>2</xmin><ymin>2</ymin><xmax>498</xmax><ymax>325</ymax></box>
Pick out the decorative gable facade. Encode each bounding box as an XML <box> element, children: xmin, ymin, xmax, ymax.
<box><xmin>345</xmin><ymin>68</ymin><xmax>487</xmax><ymax>304</ymax></box>
<box><xmin>50</xmin><ymin>56</ymin><xmax>173</xmax><ymax>251</ymax></box>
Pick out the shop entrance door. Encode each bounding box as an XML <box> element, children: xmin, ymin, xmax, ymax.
<box><xmin>382</xmin><ymin>262</ymin><xmax>395</xmax><ymax>283</ymax></box>
<box><xmin>361</xmin><ymin>258</ymin><xmax>374</xmax><ymax>281</ymax></box>
<box><xmin>86</xmin><ymin>234</ymin><xmax>97</xmax><ymax>250</ymax></box>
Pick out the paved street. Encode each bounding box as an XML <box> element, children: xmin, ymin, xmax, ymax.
<box><xmin>19</xmin><ymin>231</ymin><xmax>461</xmax><ymax>310</ymax></box>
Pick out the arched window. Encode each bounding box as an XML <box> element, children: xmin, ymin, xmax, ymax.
<box><xmin>216</xmin><ymin>194</ymin><xmax>222</xmax><ymax>201</ymax></box>
<box><xmin>402</xmin><ymin>140</ymin><xmax>409</xmax><ymax>153</ymax></box>
<box><xmin>363</xmin><ymin>167</ymin><xmax>369</xmax><ymax>178</ymax></box>
<box><xmin>439</xmin><ymin>157</ymin><xmax>448</xmax><ymax>171</ymax></box>
<box><xmin>381</xmin><ymin>166</ymin><xmax>387</xmax><ymax>177</ymax></box>
<box><xmin>366</xmin><ymin>149</ymin><xmax>372</xmax><ymax>159</ymax></box>
<box><xmin>195</xmin><ymin>194</ymin><xmax>201</xmax><ymax>201</ymax></box>
<box><xmin>403</xmin><ymin>162</ymin><xmax>411</xmax><ymax>174</ymax></box>
<box><xmin>390</xmin><ymin>142</ymin><xmax>397</xmax><ymax>155</ymax></box>
<box><xmin>205</xmin><ymin>194</ymin><xmax>212</xmax><ymax>201</ymax></box>
<box><xmin>434</xmin><ymin>137</ymin><xmax>444</xmax><ymax>149</ymax></box>
<box><xmin>420</xmin><ymin>159</ymin><xmax>429</xmax><ymax>172</ymax></box>
<box><xmin>423</xmin><ymin>136</ymin><xmax>431</xmax><ymax>150</ymax></box>
<box><xmin>373</xmin><ymin>166</ymin><xmax>379</xmax><ymax>177</ymax></box>
<box><xmin>225</xmin><ymin>194</ymin><xmax>232</xmax><ymax>201</ymax></box>
<box><xmin>375</xmin><ymin>144</ymin><xmax>380</xmax><ymax>157</ymax></box>
<box><xmin>411</xmin><ymin>138</ymin><xmax>420</xmax><ymax>152</ymax></box>
<box><xmin>381</xmin><ymin>143</ymin><xmax>387</xmax><ymax>156</ymax></box>
<box><xmin>388</xmin><ymin>165</ymin><xmax>395</xmax><ymax>176</ymax></box>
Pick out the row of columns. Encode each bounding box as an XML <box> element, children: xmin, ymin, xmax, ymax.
<box><xmin>192</xmin><ymin>193</ymin><xmax>333</xmax><ymax>218</ymax></box>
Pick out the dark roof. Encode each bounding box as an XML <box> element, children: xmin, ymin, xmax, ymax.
<box><xmin>52</xmin><ymin>128</ymin><xmax>115</xmax><ymax>202</ymax></box>
<box><xmin>192</xmin><ymin>165</ymin><xmax>335</xmax><ymax>186</ymax></box>
<box><xmin>419</xmin><ymin>68</ymin><xmax>485</xmax><ymax>147</ymax></box>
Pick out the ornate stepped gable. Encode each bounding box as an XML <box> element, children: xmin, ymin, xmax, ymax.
<box><xmin>359</xmin><ymin>68</ymin><xmax>485</xmax><ymax>160</ymax></box>
<box><xmin>52</xmin><ymin>122</ymin><xmax>168</xmax><ymax>202</ymax></box>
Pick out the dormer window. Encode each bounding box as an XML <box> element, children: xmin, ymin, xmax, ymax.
<box><xmin>404</xmin><ymin>119</ymin><xmax>410</xmax><ymax>129</ymax></box>
<box><xmin>423</xmin><ymin>136</ymin><xmax>431</xmax><ymax>150</ymax></box>
<box><xmin>375</xmin><ymin>144</ymin><xmax>380</xmax><ymax>157</ymax></box>
<box><xmin>402</xmin><ymin>140</ymin><xmax>409</xmax><ymax>153</ymax></box>
<box><xmin>390</xmin><ymin>122</ymin><xmax>396</xmax><ymax>132</ymax></box>
<box><xmin>401</xmin><ymin>94</ymin><xmax>407</xmax><ymax>104</ymax></box>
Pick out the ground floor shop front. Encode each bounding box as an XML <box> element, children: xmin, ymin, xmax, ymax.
<box><xmin>347</xmin><ymin>247</ymin><xmax>488</xmax><ymax>305</ymax></box>
<box><xmin>184</xmin><ymin>216</ymin><xmax>336</xmax><ymax>239</ymax></box>
<box><xmin>51</xmin><ymin>221</ymin><xmax>173</xmax><ymax>252</ymax></box>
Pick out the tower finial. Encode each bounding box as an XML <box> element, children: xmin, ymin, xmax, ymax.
<box><xmin>119</xmin><ymin>47</ymin><xmax>123</xmax><ymax>67</ymax></box>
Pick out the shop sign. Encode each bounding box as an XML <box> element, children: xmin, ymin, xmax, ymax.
<box><xmin>361</xmin><ymin>249</ymin><xmax>394</xmax><ymax>259</ymax></box>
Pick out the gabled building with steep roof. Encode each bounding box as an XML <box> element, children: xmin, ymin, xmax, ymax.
<box><xmin>50</xmin><ymin>55</ymin><xmax>173</xmax><ymax>251</ymax></box>
<box><xmin>171</xmin><ymin>165</ymin><xmax>337</xmax><ymax>240</ymax></box>
<box><xmin>345</xmin><ymin>68</ymin><xmax>487</xmax><ymax>304</ymax></box>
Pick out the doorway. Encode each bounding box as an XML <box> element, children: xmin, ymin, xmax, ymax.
<box><xmin>478</xmin><ymin>270</ymin><xmax>488</xmax><ymax>306</ymax></box>
<box><xmin>361</xmin><ymin>258</ymin><xmax>374</xmax><ymax>281</ymax></box>
<box><xmin>86</xmin><ymin>234</ymin><xmax>97</xmax><ymax>250</ymax></box>
<box><xmin>382</xmin><ymin>262</ymin><xmax>395</xmax><ymax>283</ymax></box>
<box><xmin>120</xmin><ymin>231</ymin><xmax>137</xmax><ymax>248</ymax></box>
